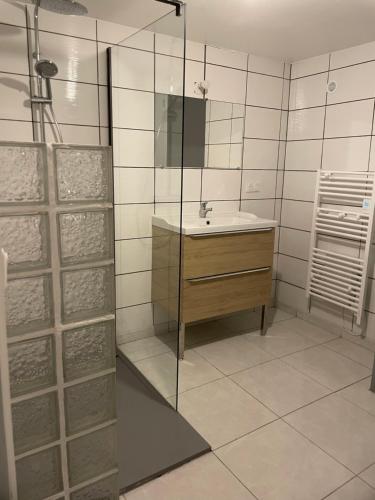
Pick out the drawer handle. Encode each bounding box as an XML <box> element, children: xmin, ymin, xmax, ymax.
<box><xmin>187</xmin><ymin>267</ymin><xmax>271</xmax><ymax>283</ymax></box>
<box><xmin>189</xmin><ymin>228</ymin><xmax>273</xmax><ymax>238</ymax></box>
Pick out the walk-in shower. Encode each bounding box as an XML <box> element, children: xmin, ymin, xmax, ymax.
<box><xmin>29</xmin><ymin>0</ymin><xmax>88</xmax><ymax>143</ymax></box>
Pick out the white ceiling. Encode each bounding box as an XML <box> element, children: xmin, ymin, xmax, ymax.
<box><xmin>82</xmin><ymin>0</ymin><xmax>375</xmax><ymax>61</ymax></box>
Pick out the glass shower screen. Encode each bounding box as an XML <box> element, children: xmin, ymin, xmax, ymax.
<box><xmin>110</xmin><ymin>9</ymin><xmax>186</xmax><ymax>408</ymax></box>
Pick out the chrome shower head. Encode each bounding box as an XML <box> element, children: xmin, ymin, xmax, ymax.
<box><xmin>30</xmin><ymin>0</ymin><xmax>88</xmax><ymax>16</ymax></box>
<box><xmin>35</xmin><ymin>59</ymin><xmax>58</xmax><ymax>78</ymax></box>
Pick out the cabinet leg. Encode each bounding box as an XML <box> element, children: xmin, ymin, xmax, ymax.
<box><xmin>371</xmin><ymin>355</ymin><xmax>375</xmax><ymax>393</ymax></box>
<box><xmin>178</xmin><ymin>322</ymin><xmax>185</xmax><ymax>360</ymax></box>
<box><xmin>261</xmin><ymin>305</ymin><xmax>268</xmax><ymax>336</ymax></box>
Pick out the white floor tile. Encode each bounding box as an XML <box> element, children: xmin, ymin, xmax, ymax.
<box><xmin>179</xmin><ymin>378</ymin><xmax>276</xmax><ymax>449</ymax></box>
<box><xmin>325</xmin><ymin>338</ymin><xmax>375</xmax><ymax>369</ymax></box>
<box><xmin>127</xmin><ymin>453</ymin><xmax>257</xmax><ymax>500</ymax></box>
<box><xmin>338</xmin><ymin>378</ymin><xmax>375</xmax><ymax>416</ymax></box>
<box><xmin>360</xmin><ymin>463</ymin><xmax>375</xmax><ymax>489</ymax></box>
<box><xmin>325</xmin><ymin>478</ymin><xmax>375</xmax><ymax>500</ymax></box>
<box><xmin>283</xmin><ymin>345</ymin><xmax>370</xmax><ymax>390</ymax></box>
<box><xmin>285</xmin><ymin>394</ymin><xmax>375</xmax><ymax>473</ymax></box>
<box><xmin>231</xmin><ymin>358</ymin><xmax>331</xmax><ymax>416</ymax></box>
<box><xmin>195</xmin><ymin>334</ymin><xmax>273</xmax><ymax>375</ymax></box>
<box><xmin>216</xmin><ymin>420</ymin><xmax>352</xmax><ymax>500</ymax></box>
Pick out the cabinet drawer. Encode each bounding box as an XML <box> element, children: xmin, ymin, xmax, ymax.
<box><xmin>183</xmin><ymin>229</ymin><xmax>275</xmax><ymax>279</ymax></box>
<box><xmin>181</xmin><ymin>267</ymin><xmax>272</xmax><ymax>323</ymax></box>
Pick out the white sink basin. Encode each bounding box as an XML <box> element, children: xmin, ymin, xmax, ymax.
<box><xmin>152</xmin><ymin>212</ymin><xmax>278</xmax><ymax>235</ymax></box>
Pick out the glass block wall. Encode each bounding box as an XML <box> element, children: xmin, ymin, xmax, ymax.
<box><xmin>0</xmin><ymin>142</ymin><xmax>118</xmax><ymax>499</ymax></box>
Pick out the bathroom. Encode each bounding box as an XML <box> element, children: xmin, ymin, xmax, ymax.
<box><xmin>0</xmin><ymin>0</ymin><xmax>375</xmax><ymax>498</ymax></box>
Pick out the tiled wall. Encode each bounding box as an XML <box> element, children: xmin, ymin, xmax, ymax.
<box><xmin>111</xmin><ymin>32</ymin><xmax>290</xmax><ymax>344</ymax></box>
<box><xmin>278</xmin><ymin>41</ymin><xmax>375</xmax><ymax>341</ymax></box>
<box><xmin>0</xmin><ymin>0</ymin><xmax>133</xmax><ymax>145</ymax></box>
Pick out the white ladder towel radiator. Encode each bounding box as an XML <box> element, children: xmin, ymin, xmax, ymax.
<box><xmin>306</xmin><ymin>170</ymin><xmax>375</xmax><ymax>325</ymax></box>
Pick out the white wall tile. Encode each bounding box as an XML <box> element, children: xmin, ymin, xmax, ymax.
<box><xmin>245</xmin><ymin>107</ymin><xmax>281</xmax><ymax>140</ymax></box>
<box><xmin>287</xmin><ymin>107</ymin><xmax>325</xmax><ymax>140</ymax></box>
<box><xmin>276</xmin><ymin>280</ymin><xmax>309</xmax><ymax>312</ymax></box>
<box><xmin>322</xmin><ymin>137</ymin><xmax>371</xmax><ymax>171</ymax></box>
<box><xmin>120</xmin><ymin>30</ymin><xmax>155</xmax><ymax>52</ymax></box>
<box><xmin>111</xmin><ymin>46</ymin><xmax>154</xmax><ymax>91</ymax></box>
<box><xmin>185</xmin><ymin>60</ymin><xmax>205</xmax><ymax>98</ymax></box>
<box><xmin>207</xmin><ymin>144</ymin><xmax>230</xmax><ymax>168</ymax></box>
<box><xmin>98</xmin><ymin>85</ymin><xmax>108</xmax><ymax>128</ymax></box>
<box><xmin>202</xmin><ymin>169</ymin><xmax>241</xmax><ymax>201</ymax></box>
<box><xmin>35</xmin><ymin>79</ymin><xmax>99</xmax><ymax>126</ymax></box>
<box><xmin>246</xmin><ymin>73</ymin><xmax>284</xmax><ymax>109</ymax></box>
<box><xmin>277</xmin><ymin>254</ymin><xmax>308</xmax><ymax>288</ymax></box>
<box><xmin>330</xmin><ymin>41</ymin><xmax>375</xmax><ymax>70</ymax></box>
<box><xmin>289</xmin><ymin>73</ymin><xmax>327</xmax><ymax>110</ymax></box>
<box><xmin>285</xmin><ymin>140</ymin><xmax>323</xmax><ymax>170</ymax></box>
<box><xmin>282</xmin><ymin>79</ymin><xmax>290</xmax><ymax>110</ymax></box>
<box><xmin>291</xmin><ymin>54</ymin><xmax>330</xmax><ymax>79</ymax></box>
<box><xmin>32</xmin><ymin>6</ymin><xmax>96</xmax><ymax>40</ymax></box>
<box><xmin>115</xmin><ymin>204</ymin><xmax>154</xmax><ymax>240</ymax></box>
<box><xmin>230</xmin><ymin>143</ymin><xmax>243</xmax><ymax>168</ymax></box>
<box><xmin>97</xmin><ymin>20</ymin><xmax>137</xmax><ymax>45</ymax></box>
<box><xmin>155</xmin><ymin>34</ymin><xmax>184</xmax><ymax>58</ymax></box>
<box><xmin>115</xmin><ymin>239</ymin><xmax>152</xmax><ymax>274</ymax></box>
<box><xmin>0</xmin><ymin>73</ymin><xmax>31</xmax><ymax>120</ymax></box>
<box><xmin>36</xmin><ymin>31</ymin><xmax>98</xmax><ymax>84</ymax></box>
<box><xmin>113</xmin><ymin>129</ymin><xmax>154</xmax><ymax>167</ymax></box>
<box><xmin>112</xmin><ymin>88</ymin><xmax>154</xmax><ymax>129</ymax></box>
<box><xmin>328</xmin><ymin>62</ymin><xmax>375</xmax><ymax>104</ymax></box>
<box><xmin>186</xmin><ymin>41</ymin><xmax>205</xmax><ymax>62</ymax></box>
<box><xmin>275</xmin><ymin>170</ymin><xmax>284</xmax><ymax>198</ymax></box>
<box><xmin>365</xmin><ymin>312</ymin><xmax>375</xmax><ymax>341</ymax></box>
<box><xmin>155</xmin><ymin>168</ymin><xmax>201</xmax><ymax>202</ymax></box>
<box><xmin>0</xmin><ymin>24</ymin><xmax>28</xmax><ymax>75</ymax></box>
<box><xmin>279</xmin><ymin>227</ymin><xmax>311</xmax><ymax>260</ymax></box>
<box><xmin>155</xmin><ymin>54</ymin><xmax>183</xmax><ymax>96</ymax></box>
<box><xmin>248</xmin><ymin>55</ymin><xmax>284</xmax><ymax>77</ymax></box>
<box><xmin>116</xmin><ymin>271</ymin><xmax>151</xmax><ymax>308</ymax></box>
<box><xmin>281</xmin><ymin>200</ymin><xmax>314</xmax><ymax>231</ymax></box>
<box><xmin>0</xmin><ymin>119</ymin><xmax>33</xmax><ymax>141</ymax></box>
<box><xmin>241</xmin><ymin>170</ymin><xmax>277</xmax><ymax>200</ymax></box>
<box><xmin>97</xmin><ymin>42</ymin><xmax>110</xmax><ymax>86</ymax></box>
<box><xmin>116</xmin><ymin>303</ymin><xmax>155</xmax><ymax>343</ymax></box>
<box><xmin>206</xmin><ymin>64</ymin><xmax>247</xmax><ymax>104</ymax></box>
<box><xmin>240</xmin><ymin>199</ymin><xmax>275</xmax><ymax>219</ymax></box>
<box><xmin>209</xmin><ymin>200</ymin><xmax>240</xmax><ymax>213</ymax></box>
<box><xmin>283</xmin><ymin>171</ymin><xmax>317</xmax><ymax>201</ymax></box>
<box><xmin>209</xmin><ymin>120</ymin><xmax>232</xmax><ymax>144</ymax></box>
<box><xmin>114</xmin><ymin>168</ymin><xmax>154</xmax><ymax>204</ymax></box>
<box><xmin>206</xmin><ymin>46</ymin><xmax>247</xmax><ymax>70</ymax></box>
<box><xmin>324</xmin><ymin>100</ymin><xmax>374</xmax><ymax>138</ymax></box>
<box><xmin>0</xmin><ymin>1</ymin><xmax>26</xmax><ymax>27</ymax></box>
<box><xmin>369</xmin><ymin>141</ymin><xmax>375</xmax><ymax>172</ymax></box>
<box><xmin>43</xmin><ymin>124</ymin><xmax>100</xmax><ymax>145</ymax></box>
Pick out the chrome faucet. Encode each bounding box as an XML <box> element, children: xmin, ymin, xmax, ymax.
<box><xmin>199</xmin><ymin>201</ymin><xmax>212</xmax><ymax>218</ymax></box>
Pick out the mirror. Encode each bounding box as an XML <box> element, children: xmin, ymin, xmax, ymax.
<box><xmin>155</xmin><ymin>96</ymin><xmax>245</xmax><ymax>169</ymax></box>
<box><xmin>205</xmin><ymin>101</ymin><xmax>245</xmax><ymax>169</ymax></box>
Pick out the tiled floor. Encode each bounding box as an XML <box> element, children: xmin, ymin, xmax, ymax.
<box><xmin>122</xmin><ymin>309</ymin><xmax>375</xmax><ymax>500</ymax></box>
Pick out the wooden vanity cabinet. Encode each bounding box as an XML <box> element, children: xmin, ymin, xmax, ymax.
<box><xmin>152</xmin><ymin>226</ymin><xmax>275</xmax><ymax>357</ymax></box>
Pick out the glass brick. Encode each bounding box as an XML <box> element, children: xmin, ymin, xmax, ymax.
<box><xmin>16</xmin><ymin>446</ymin><xmax>63</xmax><ymax>500</ymax></box>
<box><xmin>61</xmin><ymin>266</ymin><xmax>114</xmax><ymax>324</ymax></box>
<box><xmin>58</xmin><ymin>210</ymin><xmax>113</xmax><ymax>266</ymax></box>
<box><xmin>0</xmin><ymin>142</ymin><xmax>47</xmax><ymax>205</ymax></box>
<box><xmin>65</xmin><ymin>374</ymin><xmax>116</xmax><ymax>436</ymax></box>
<box><xmin>9</xmin><ymin>336</ymin><xmax>56</xmax><ymax>397</ymax></box>
<box><xmin>55</xmin><ymin>146</ymin><xmax>112</xmax><ymax>204</ymax></box>
<box><xmin>63</xmin><ymin>321</ymin><xmax>115</xmax><ymax>382</ymax></box>
<box><xmin>68</xmin><ymin>424</ymin><xmax>117</xmax><ymax>486</ymax></box>
<box><xmin>12</xmin><ymin>391</ymin><xmax>60</xmax><ymax>455</ymax></box>
<box><xmin>0</xmin><ymin>213</ymin><xmax>49</xmax><ymax>272</ymax></box>
<box><xmin>6</xmin><ymin>274</ymin><xmax>54</xmax><ymax>337</ymax></box>
<box><xmin>70</xmin><ymin>473</ymin><xmax>118</xmax><ymax>500</ymax></box>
